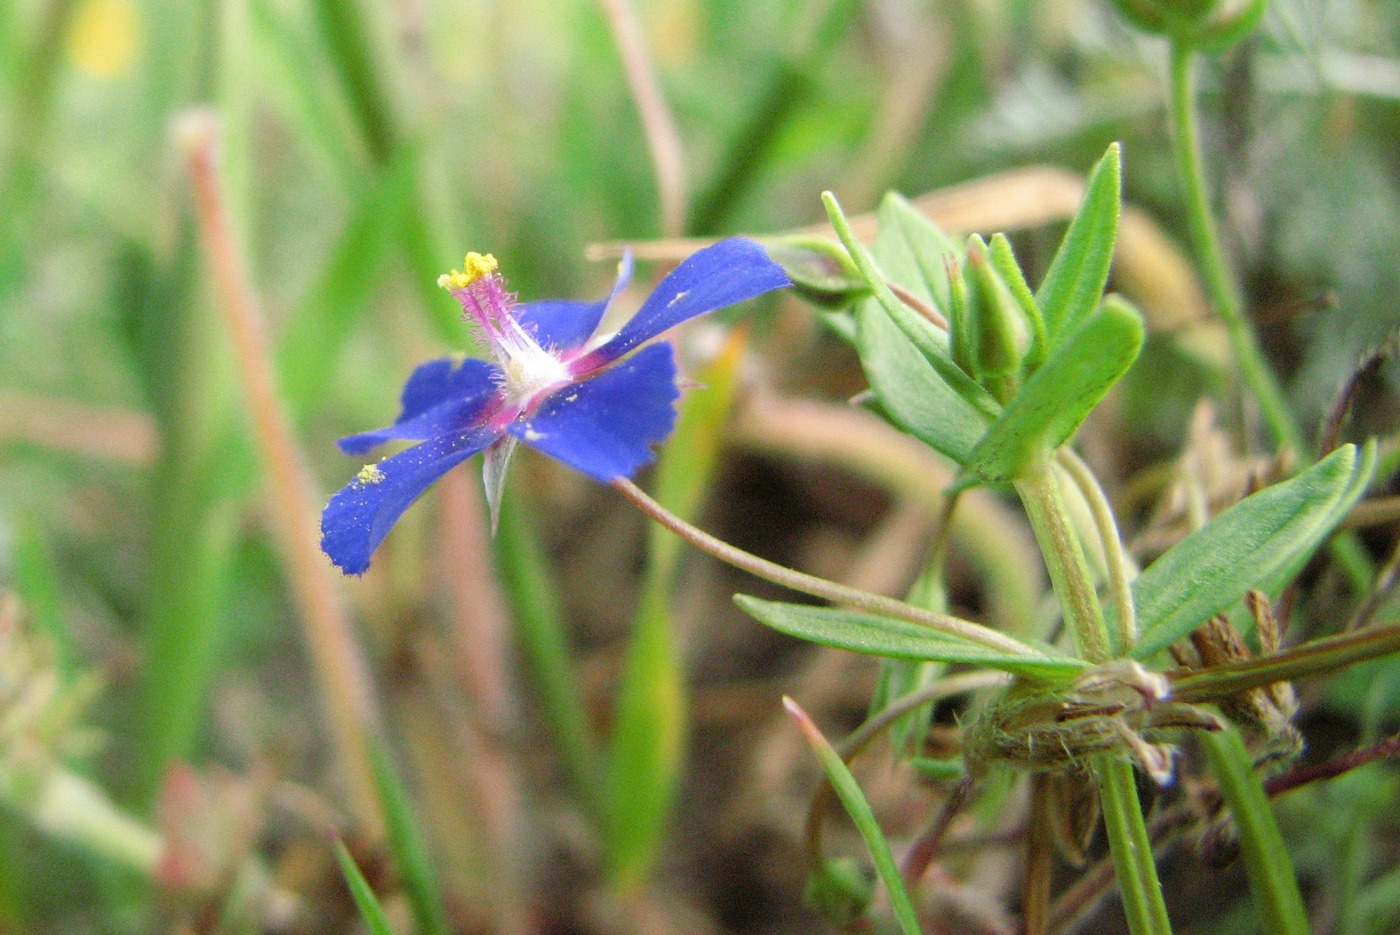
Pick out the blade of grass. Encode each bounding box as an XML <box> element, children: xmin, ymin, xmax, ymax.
<box><xmin>494</xmin><ymin>498</ymin><xmax>601</xmax><ymax>817</ymax></box>
<box><xmin>127</xmin><ymin>231</ymin><xmax>248</xmax><ymax>809</ymax></box>
<box><xmin>309</xmin><ymin>0</ymin><xmax>395</xmax><ymax>164</ymax></box>
<box><xmin>367</xmin><ymin>737</ymin><xmax>452</xmax><ymax>935</ymax></box>
<box><xmin>689</xmin><ymin>0</ymin><xmax>862</xmax><ymax>234</ymax></box>
<box><xmin>1200</xmin><ymin>728</ymin><xmax>1310</xmax><ymax>934</ymax></box>
<box><xmin>333</xmin><ymin>840</ymin><xmax>396</xmax><ymax>935</ymax></box>
<box><xmin>784</xmin><ymin>697</ymin><xmax>921</xmax><ymax>935</ymax></box>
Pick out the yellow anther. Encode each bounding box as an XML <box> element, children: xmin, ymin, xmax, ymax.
<box><xmin>437</xmin><ymin>251</ymin><xmax>499</xmax><ymax>290</ymax></box>
<box><xmin>356</xmin><ymin>464</ymin><xmax>385</xmax><ymax>485</ymax></box>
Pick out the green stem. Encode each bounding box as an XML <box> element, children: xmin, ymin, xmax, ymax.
<box><xmin>1168</xmin><ymin>42</ymin><xmax>1302</xmax><ymax>456</ymax></box>
<box><xmin>612</xmin><ymin>478</ymin><xmax>1040</xmax><ymax>658</ymax></box>
<box><xmin>1200</xmin><ymin>728</ymin><xmax>1311</xmax><ymax>934</ymax></box>
<box><xmin>1015</xmin><ymin>467</ymin><xmax>1111</xmax><ymax>663</ymax></box>
<box><xmin>1057</xmin><ymin>450</ymin><xmax>1137</xmax><ymax>653</ymax></box>
<box><xmin>1018</xmin><ymin>465</ymin><xmax>1171</xmax><ymax>933</ymax></box>
<box><xmin>1098</xmin><ymin>757</ymin><xmax>1173</xmax><ymax>935</ymax></box>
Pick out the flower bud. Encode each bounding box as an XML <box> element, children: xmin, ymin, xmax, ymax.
<box><xmin>952</xmin><ymin>235</ymin><xmax>1033</xmax><ymax>403</ymax></box>
<box><xmin>1112</xmin><ymin>0</ymin><xmax>1268</xmax><ymax>50</ymax></box>
<box><xmin>764</xmin><ymin>235</ymin><xmax>868</xmax><ymax>310</ymax></box>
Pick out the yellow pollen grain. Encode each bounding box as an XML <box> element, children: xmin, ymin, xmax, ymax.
<box><xmin>356</xmin><ymin>464</ymin><xmax>385</xmax><ymax>485</ymax></box>
<box><xmin>437</xmin><ymin>251</ymin><xmax>499</xmax><ymax>290</ymax></box>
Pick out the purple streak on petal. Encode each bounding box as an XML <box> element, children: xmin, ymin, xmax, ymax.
<box><xmin>338</xmin><ymin>358</ymin><xmax>502</xmax><ymax>455</ymax></box>
<box><xmin>510</xmin><ymin>342</ymin><xmax>679</xmax><ymax>482</ymax></box>
<box><xmin>321</xmin><ymin>425</ymin><xmax>502</xmax><ymax>575</ymax></box>
<box><xmin>576</xmin><ymin>239</ymin><xmax>788</xmax><ymax>369</ymax></box>
<box><xmin>516</xmin><ymin>251</ymin><xmax>634</xmax><ymax>352</ymax></box>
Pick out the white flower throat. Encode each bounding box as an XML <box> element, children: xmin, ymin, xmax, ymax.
<box><xmin>438</xmin><ymin>252</ymin><xmax>573</xmax><ymax>408</ymax></box>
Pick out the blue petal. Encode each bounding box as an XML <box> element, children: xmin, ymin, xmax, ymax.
<box><xmin>585</xmin><ymin>239</ymin><xmax>788</xmax><ymax>365</ymax></box>
<box><xmin>322</xmin><ymin>425</ymin><xmax>502</xmax><ymax>575</ymax></box>
<box><xmin>509</xmin><ymin>342</ymin><xmax>679</xmax><ymax>482</ymax></box>
<box><xmin>517</xmin><ymin>252</ymin><xmax>633</xmax><ymax>352</ymax></box>
<box><xmin>338</xmin><ymin>358</ymin><xmax>502</xmax><ymax>455</ymax></box>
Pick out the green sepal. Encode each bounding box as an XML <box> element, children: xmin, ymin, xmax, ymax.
<box><xmin>763</xmin><ymin>235</ymin><xmax>870</xmax><ymax>310</ymax></box>
<box><xmin>956</xmin><ymin>295</ymin><xmax>1144</xmax><ymax>488</ymax></box>
<box><xmin>946</xmin><ymin>252</ymin><xmax>976</xmax><ymax>378</ymax></box>
<box><xmin>964</xmin><ymin>235</ymin><xmax>1031</xmax><ymax>395</ymax></box>
<box><xmin>1130</xmin><ymin>442</ymin><xmax>1376</xmax><ymax>660</ymax></box>
<box><xmin>734</xmin><ymin>595</ymin><xmax>1087</xmax><ymax>680</ymax></box>
<box><xmin>987</xmin><ymin>233</ymin><xmax>1047</xmax><ymax>374</ymax></box>
<box><xmin>826</xmin><ymin>192</ymin><xmax>999</xmax><ymax>421</ymax></box>
<box><xmin>1037</xmin><ymin>143</ymin><xmax>1121</xmax><ymax>344</ymax></box>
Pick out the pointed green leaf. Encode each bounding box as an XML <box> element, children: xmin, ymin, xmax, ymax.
<box><xmin>824</xmin><ymin>192</ymin><xmax>1001</xmax><ymax>426</ymax></box>
<box><xmin>1131</xmin><ymin>442</ymin><xmax>1375</xmax><ymax>660</ymax></box>
<box><xmin>605</xmin><ymin>337</ymin><xmax>745</xmax><ymax>892</ymax></box>
<box><xmin>735</xmin><ymin>596</ymin><xmax>1087</xmax><ymax>680</ymax></box>
<box><xmin>334</xmin><ymin>841</ymin><xmax>396</xmax><ymax>935</ymax></box>
<box><xmin>367</xmin><ymin>738</ymin><xmax>451</xmax><ymax>935</ymax></box>
<box><xmin>786</xmin><ymin>698</ymin><xmax>921</xmax><ymax>935</ymax></box>
<box><xmin>959</xmin><ymin>295</ymin><xmax>1144</xmax><ymax>486</ymax></box>
<box><xmin>855</xmin><ymin>298</ymin><xmax>991</xmax><ymax>463</ymax></box>
<box><xmin>1037</xmin><ymin>143</ymin><xmax>1121</xmax><ymax>342</ymax></box>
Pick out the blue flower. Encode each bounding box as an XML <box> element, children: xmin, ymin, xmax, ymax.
<box><xmin>321</xmin><ymin>237</ymin><xmax>790</xmax><ymax>574</ymax></box>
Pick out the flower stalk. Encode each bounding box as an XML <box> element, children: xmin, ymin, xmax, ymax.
<box><xmin>610</xmin><ymin>477</ymin><xmax>1043</xmax><ymax>659</ymax></box>
<box><xmin>1167</xmin><ymin>42</ymin><xmax>1302</xmax><ymax>456</ymax></box>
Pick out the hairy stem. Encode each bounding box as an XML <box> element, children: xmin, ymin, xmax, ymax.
<box><xmin>1015</xmin><ymin>466</ymin><xmax>1110</xmax><ymax>663</ymax></box>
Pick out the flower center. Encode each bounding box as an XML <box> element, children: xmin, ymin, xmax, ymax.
<box><xmin>440</xmin><ymin>252</ymin><xmax>571</xmax><ymax>407</ymax></box>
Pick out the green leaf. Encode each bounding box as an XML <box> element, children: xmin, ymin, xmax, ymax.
<box><xmin>1131</xmin><ymin>442</ymin><xmax>1376</xmax><ymax>660</ymax></box>
<box><xmin>333</xmin><ymin>840</ymin><xmax>395</xmax><ymax>935</ymax></box>
<box><xmin>605</xmin><ymin>335</ymin><xmax>746</xmax><ymax>892</ymax></box>
<box><xmin>825</xmin><ymin>192</ymin><xmax>1000</xmax><ymax>426</ymax></box>
<box><xmin>367</xmin><ymin>738</ymin><xmax>452</xmax><ymax>935</ymax></box>
<box><xmin>735</xmin><ymin>596</ymin><xmax>1087</xmax><ymax>680</ymax></box>
<box><xmin>855</xmin><ymin>297</ymin><xmax>991</xmax><ymax>463</ymax></box>
<box><xmin>870</xmin><ymin>192</ymin><xmax>961</xmax><ymax>315</ymax></box>
<box><xmin>958</xmin><ymin>295</ymin><xmax>1144</xmax><ymax>486</ymax></box>
<box><xmin>1037</xmin><ymin>143</ymin><xmax>1121</xmax><ymax>342</ymax></box>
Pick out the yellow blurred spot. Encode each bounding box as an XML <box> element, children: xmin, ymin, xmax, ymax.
<box><xmin>356</xmin><ymin>464</ymin><xmax>385</xmax><ymax>485</ymax></box>
<box><xmin>437</xmin><ymin>252</ymin><xmax>499</xmax><ymax>290</ymax></box>
<box><xmin>67</xmin><ymin>0</ymin><xmax>139</xmax><ymax>79</ymax></box>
